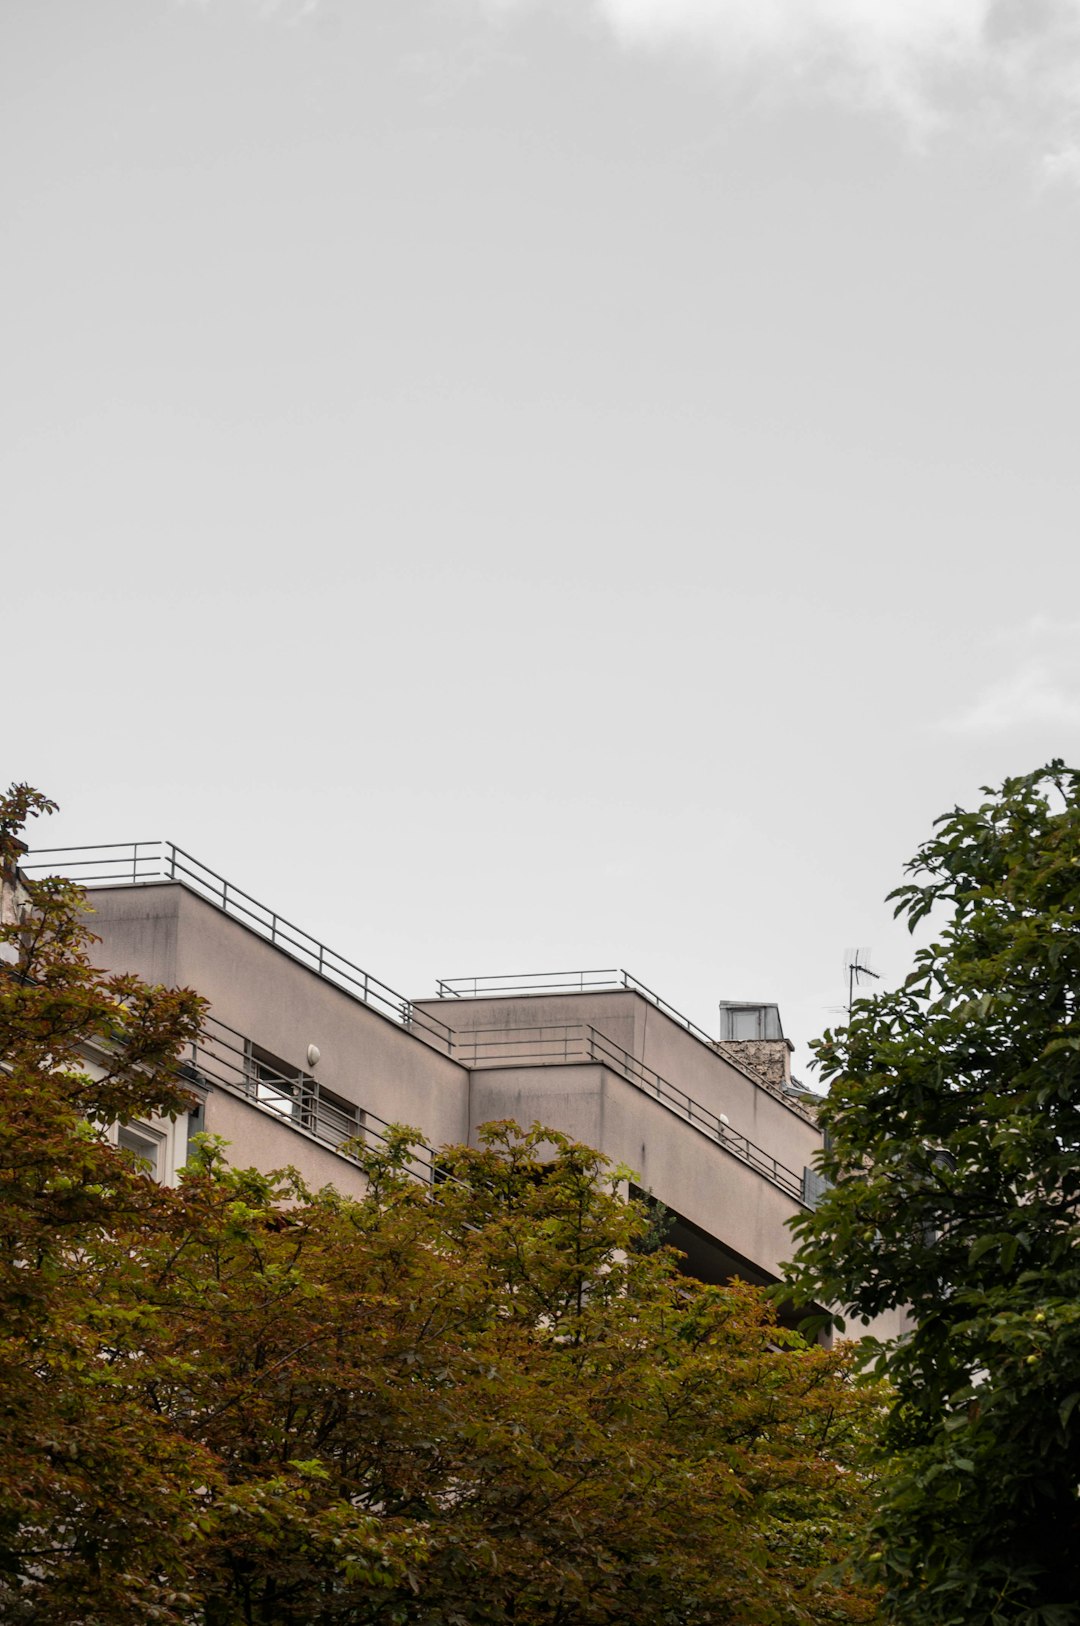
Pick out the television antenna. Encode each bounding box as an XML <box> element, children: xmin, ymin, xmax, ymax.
<box><xmin>845</xmin><ymin>947</ymin><xmax>880</xmax><ymax>1021</ymax></box>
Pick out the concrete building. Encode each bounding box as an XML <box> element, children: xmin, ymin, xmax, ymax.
<box><xmin>23</xmin><ymin>839</ymin><xmax>880</xmax><ymax>1325</ymax></box>
<box><xmin>0</xmin><ymin>835</ymin><xmax>30</xmax><ymax>954</ymax></box>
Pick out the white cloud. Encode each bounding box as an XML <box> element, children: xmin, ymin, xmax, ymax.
<box><xmin>472</xmin><ymin>0</ymin><xmax>1080</xmax><ymax>159</ymax></box>
<box><xmin>942</xmin><ymin>663</ymin><xmax>1080</xmax><ymax>736</ymax></box>
<box><xmin>1041</xmin><ymin>142</ymin><xmax>1080</xmax><ymax>183</ymax></box>
<box><xmin>940</xmin><ymin>620</ymin><xmax>1080</xmax><ymax>736</ymax></box>
<box><xmin>596</xmin><ymin>0</ymin><xmax>986</xmax><ymax>64</ymax></box>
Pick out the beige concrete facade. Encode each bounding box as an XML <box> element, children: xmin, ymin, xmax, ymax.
<box><xmin>82</xmin><ymin>883</ymin><xmax>470</xmax><ymax>1200</ymax></box>
<box><xmin>77</xmin><ymin>879</ymin><xmax>821</xmax><ymax>1294</ymax></box>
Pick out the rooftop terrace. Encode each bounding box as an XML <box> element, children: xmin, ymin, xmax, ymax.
<box><xmin>26</xmin><ymin>840</ymin><xmax>820</xmax><ymax>1204</ymax></box>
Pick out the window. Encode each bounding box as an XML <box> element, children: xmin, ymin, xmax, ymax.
<box><xmin>244</xmin><ymin>1041</ymin><xmax>307</xmax><ymax>1122</ymax></box>
<box><xmin>242</xmin><ymin>1040</ymin><xmax>363</xmax><ymax>1152</ymax></box>
<box><xmin>314</xmin><ymin>1086</ymin><xmax>363</xmax><ymax>1149</ymax></box>
<box><xmin>802</xmin><ymin>1165</ymin><xmax>830</xmax><ymax>1209</ymax></box>
<box><xmin>117</xmin><ymin>1122</ymin><xmax>163</xmax><ymax>1179</ymax></box>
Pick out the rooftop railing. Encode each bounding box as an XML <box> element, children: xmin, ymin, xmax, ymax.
<box><xmin>185</xmin><ymin>1012</ymin><xmax>452</xmax><ymax>1187</ymax></box>
<box><xmin>24</xmin><ymin>842</ymin><xmax>455</xmax><ymax>1056</ymax></box>
<box><xmin>434</xmin><ymin>968</ymin><xmax>817</xmax><ymax>1123</ymax></box>
<box><xmin>189</xmin><ymin>1013</ymin><xmax>805</xmax><ymax>1205</ymax></box>
<box><xmin>453</xmin><ymin>1022</ymin><xmax>805</xmax><ymax>1203</ymax></box>
<box><xmin>435</xmin><ymin>968</ymin><xmax>719</xmax><ymax>1048</ymax></box>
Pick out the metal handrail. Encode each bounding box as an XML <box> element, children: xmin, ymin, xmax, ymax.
<box><xmin>187</xmin><ymin>1012</ymin><xmax>450</xmax><ymax>1187</ymax></box>
<box><xmin>437</xmin><ymin>969</ymin><xmax>627</xmax><ymax>999</ymax></box>
<box><xmin>433</xmin><ymin>968</ymin><xmax>818</xmax><ymax>1121</ymax></box>
<box><xmin>0</xmin><ymin>954</ymin><xmax>455</xmax><ymax>1195</ymax></box>
<box><xmin>25</xmin><ymin>842</ymin><xmax>455</xmax><ymax>1055</ymax></box>
<box><xmin>452</xmin><ymin>1022</ymin><xmax>806</xmax><ymax>1203</ymax></box>
<box><xmin>435</xmin><ymin>967</ymin><xmax>718</xmax><ymax>1048</ymax></box>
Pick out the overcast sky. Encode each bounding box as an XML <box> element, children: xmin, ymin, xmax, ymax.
<box><xmin>4</xmin><ymin>0</ymin><xmax>1079</xmax><ymax>1077</ymax></box>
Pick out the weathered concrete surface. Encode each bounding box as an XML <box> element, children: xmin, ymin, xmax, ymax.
<box><xmin>83</xmin><ymin>884</ymin><xmax>470</xmax><ymax>1193</ymax></box>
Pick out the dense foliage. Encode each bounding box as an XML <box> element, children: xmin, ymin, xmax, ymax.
<box><xmin>1</xmin><ymin>784</ymin><xmax>882</xmax><ymax>1624</ymax></box>
<box><xmin>786</xmin><ymin>763</ymin><xmax>1080</xmax><ymax>1626</ymax></box>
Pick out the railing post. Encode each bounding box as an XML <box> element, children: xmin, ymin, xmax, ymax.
<box><xmin>167</xmin><ymin>843</ymin><xmax>176</xmax><ymax>881</ymax></box>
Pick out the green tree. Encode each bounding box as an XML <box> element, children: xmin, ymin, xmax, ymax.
<box><xmin>786</xmin><ymin>762</ymin><xmax>1080</xmax><ymax>1626</ymax></box>
<box><xmin>1</xmin><ymin>783</ymin><xmax>884</xmax><ymax>1624</ymax></box>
